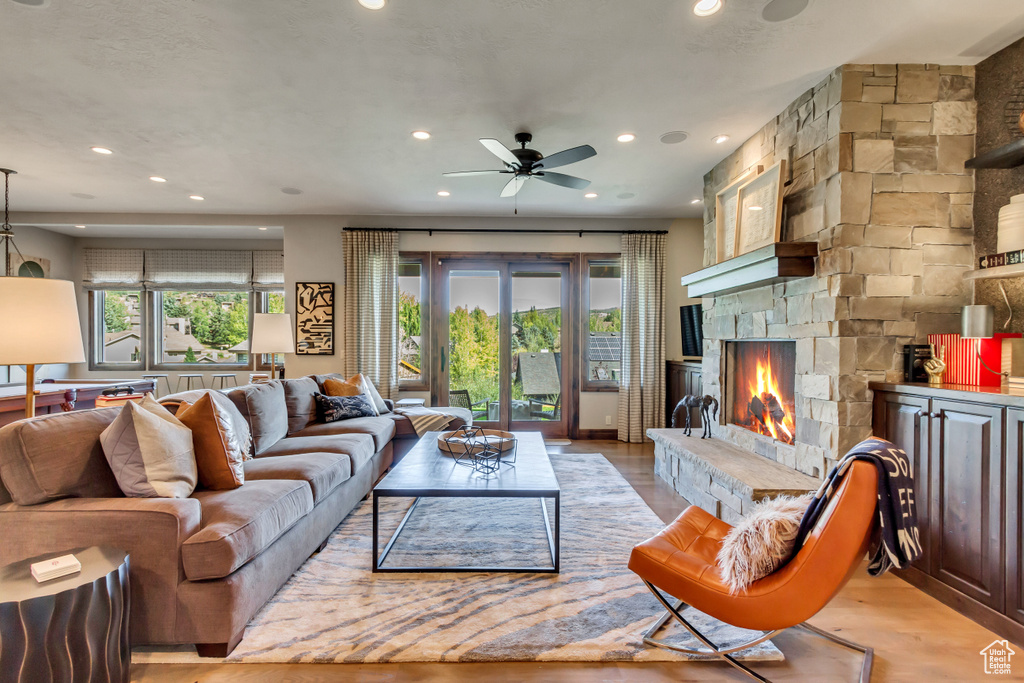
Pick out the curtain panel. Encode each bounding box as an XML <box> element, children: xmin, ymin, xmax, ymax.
<box><xmin>342</xmin><ymin>230</ymin><xmax>399</xmax><ymax>399</ymax></box>
<box><xmin>617</xmin><ymin>232</ymin><xmax>666</xmax><ymax>443</ymax></box>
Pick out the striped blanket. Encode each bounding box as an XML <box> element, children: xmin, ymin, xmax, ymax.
<box><xmin>393</xmin><ymin>406</ymin><xmax>473</xmax><ymax>437</ymax></box>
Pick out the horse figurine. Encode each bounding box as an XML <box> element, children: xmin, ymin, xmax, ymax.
<box><xmin>671</xmin><ymin>395</ymin><xmax>719</xmax><ymax>439</ymax></box>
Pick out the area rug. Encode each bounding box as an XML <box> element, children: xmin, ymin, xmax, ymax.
<box><xmin>134</xmin><ymin>452</ymin><xmax>782</xmax><ymax>664</ymax></box>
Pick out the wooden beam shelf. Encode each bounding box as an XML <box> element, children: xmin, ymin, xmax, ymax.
<box><xmin>681</xmin><ymin>242</ymin><xmax>818</xmax><ymax>298</ymax></box>
<box><xmin>965</xmin><ymin>138</ymin><xmax>1024</xmax><ymax>169</ymax></box>
<box><xmin>963</xmin><ymin>262</ymin><xmax>1024</xmax><ymax>281</ymax></box>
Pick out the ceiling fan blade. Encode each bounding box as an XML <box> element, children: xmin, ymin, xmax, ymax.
<box><xmin>480</xmin><ymin>138</ymin><xmax>521</xmax><ymax>168</ymax></box>
<box><xmin>500</xmin><ymin>175</ymin><xmax>529</xmax><ymax>197</ymax></box>
<box><xmin>442</xmin><ymin>170</ymin><xmax>509</xmax><ymax>177</ymax></box>
<box><xmin>533</xmin><ymin>144</ymin><xmax>597</xmax><ymax>171</ymax></box>
<box><xmin>535</xmin><ymin>171</ymin><xmax>591</xmax><ymax>190</ymax></box>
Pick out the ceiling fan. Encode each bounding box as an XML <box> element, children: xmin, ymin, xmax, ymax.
<box><xmin>443</xmin><ymin>133</ymin><xmax>597</xmax><ymax>197</ymax></box>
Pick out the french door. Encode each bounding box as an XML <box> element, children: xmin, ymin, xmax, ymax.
<box><xmin>432</xmin><ymin>254</ymin><xmax>575</xmax><ymax>438</ymax></box>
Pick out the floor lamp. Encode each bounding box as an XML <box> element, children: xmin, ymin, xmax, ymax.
<box><xmin>251</xmin><ymin>313</ymin><xmax>294</xmax><ymax>380</ymax></box>
<box><xmin>0</xmin><ymin>277</ymin><xmax>86</xmax><ymax>418</ymax></box>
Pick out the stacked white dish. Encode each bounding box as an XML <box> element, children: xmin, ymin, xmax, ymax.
<box><xmin>997</xmin><ymin>194</ymin><xmax>1024</xmax><ymax>253</ymax></box>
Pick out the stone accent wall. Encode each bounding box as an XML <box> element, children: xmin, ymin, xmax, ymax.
<box><xmin>699</xmin><ymin>64</ymin><xmax>976</xmax><ymax>478</ymax></box>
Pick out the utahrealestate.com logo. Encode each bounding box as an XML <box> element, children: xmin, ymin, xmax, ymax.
<box><xmin>980</xmin><ymin>640</ymin><xmax>1015</xmax><ymax>675</ymax></box>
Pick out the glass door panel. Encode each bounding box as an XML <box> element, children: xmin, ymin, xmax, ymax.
<box><xmin>446</xmin><ymin>269</ymin><xmax>501</xmax><ymax>425</ymax></box>
<box><xmin>511</xmin><ymin>271</ymin><xmax>563</xmax><ymax>426</ymax></box>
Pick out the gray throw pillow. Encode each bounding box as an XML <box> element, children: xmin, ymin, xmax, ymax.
<box><xmin>315</xmin><ymin>393</ymin><xmax>377</xmax><ymax>423</ymax></box>
<box><xmin>100</xmin><ymin>394</ymin><xmax>197</xmax><ymax>498</ymax></box>
<box><xmin>282</xmin><ymin>377</ymin><xmax>320</xmax><ymax>434</ymax></box>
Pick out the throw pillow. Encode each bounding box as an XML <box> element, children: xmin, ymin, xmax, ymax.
<box><xmin>314</xmin><ymin>392</ymin><xmax>377</xmax><ymax>423</ymax></box>
<box><xmin>716</xmin><ymin>494</ymin><xmax>811</xmax><ymax>594</ymax></box>
<box><xmin>324</xmin><ymin>376</ymin><xmax>363</xmax><ymax>398</ymax></box>
<box><xmin>351</xmin><ymin>373</ymin><xmax>390</xmax><ymax>414</ymax></box>
<box><xmin>176</xmin><ymin>393</ymin><xmax>247</xmax><ymax>490</ymax></box>
<box><xmin>100</xmin><ymin>394</ymin><xmax>197</xmax><ymax>498</ymax></box>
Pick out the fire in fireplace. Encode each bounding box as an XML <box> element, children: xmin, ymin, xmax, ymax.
<box><xmin>726</xmin><ymin>341</ymin><xmax>797</xmax><ymax>445</ymax></box>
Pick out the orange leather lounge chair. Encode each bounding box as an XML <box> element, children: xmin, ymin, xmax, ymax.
<box><xmin>628</xmin><ymin>460</ymin><xmax>878</xmax><ymax>682</ymax></box>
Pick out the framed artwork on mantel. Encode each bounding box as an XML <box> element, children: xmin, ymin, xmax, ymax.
<box><xmin>714</xmin><ymin>165</ymin><xmax>763</xmax><ymax>264</ymax></box>
<box><xmin>735</xmin><ymin>159</ymin><xmax>787</xmax><ymax>257</ymax></box>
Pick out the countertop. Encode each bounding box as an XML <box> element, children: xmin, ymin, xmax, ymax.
<box><xmin>870</xmin><ymin>381</ymin><xmax>1024</xmax><ymax>409</ymax></box>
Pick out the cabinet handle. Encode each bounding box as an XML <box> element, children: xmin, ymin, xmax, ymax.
<box><xmin>929</xmin><ymin>412</ymin><xmax>942</xmax><ymax>419</ymax></box>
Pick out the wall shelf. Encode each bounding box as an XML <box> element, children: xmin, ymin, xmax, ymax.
<box><xmin>681</xmin><ymin>242</ymin><xmax>818</xmax><ymax>298</ymax></box>
<box><xmin>965</xmin><ymin>139</ymin><xmax>1024</xmax><ymax>169</ymax></box>
<box><xmin>964</xmin><ymin>262</ymin><xmax>1024</xmax><ymax>281</ymax></box>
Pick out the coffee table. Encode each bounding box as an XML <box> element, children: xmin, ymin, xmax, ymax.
<box><xmin>372</xmin><ymin>430</ymin><xmax>560</xmax><ymax>573</ymax></box>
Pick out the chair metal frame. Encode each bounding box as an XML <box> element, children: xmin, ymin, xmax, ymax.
<box><xmin>641</xmin><ymin>580</ymin><xmax>873</xmax><ymax>683</ymax></box>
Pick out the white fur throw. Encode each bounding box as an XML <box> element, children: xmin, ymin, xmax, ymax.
<box><xmin>717</xmin><ymin>495</ymin><xmax>812</xmax><ymax>594</ymax></box>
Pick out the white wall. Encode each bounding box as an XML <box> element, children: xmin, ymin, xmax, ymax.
<box><xmin>3</xmin><ymin>225</ymin><xmax>75</xmax><ymax>383</ymax></box>
<box><xmin>14</xmin><ymin>212</ymin><xmax>705</xmax><ymax>430</ymax></box>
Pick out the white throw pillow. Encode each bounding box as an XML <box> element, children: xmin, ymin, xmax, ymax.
<box><xmin>716</xmin><ymin>494</ymin><xmax>811</xmax><ymax>593</ymax></box>
<box><xmin>100</xmin><ymin>394</ymin><xmax>198</xmax><ymax>498</ymax></box>
<box><xmin>352</xmin><ymin>373</ymin><xmax>389</xmax><ymax>414</ymax></box>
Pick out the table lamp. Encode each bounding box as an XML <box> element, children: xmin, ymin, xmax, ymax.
<box><xmin>251</xmin><ymin>313</ymin><xmax>294</xmax><ymax>380</ymax></box>
<box><xmin>961</xmin><ymin>304</ymin><xmax>1007</xmax><ymax>380</ymax></box>
<box><xmin>0</xmin><ymin>278</ymin><xmax>86</xmax><ymax>417</ymax></box>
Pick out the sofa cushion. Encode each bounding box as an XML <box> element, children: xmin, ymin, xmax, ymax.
<box><xmin>294</xmin><ymin>416</ymin><xmax>397</xmax><ymax>453</ymax></box>
<box><xmin>315</xmin><ymin>393</ymin><xmax>377</xmax><ymax>422</ymax></box>
<box><xmin>0</xmin><ymin>408</ymin><xmax>123</xmax><ymax>506</ymax></box>
<box><xmin>323</xmin><ymin>376</ymin><xmax>363</xmax><ymax>398</ymax></box>
<box><xmin>183</xmin><ymin>479</ymin><xmax>313</xmax><ymax>580</ymax></box>
<box><xmin>352</xmin><ymin>373</ymin><xmax>390</xmax><ymax>414</ymax></box>
<box><xmin>243</xmin><ymin>452</ymin><xmax>352</xmax><ymax>503</ymax></box>
<box><xmin>257</xmin><ymin>434</ymin><xmax>375</xmax><ymax>476</ymax></box>
<box><xmin>282</xmin><ymin>377</ymin><xmax>320</xmax><ymax>435</ymax></box>
<box><xmin>308</xmin><ymin>373</ymin><xmax>345</xmax><ymax>393</ymax></box>
<box><xmin>225</xmin><ymin>381</ymin><xmax>288</xmax><ymax>456</ymax></box>
<box><xmin>159</xmin><ymin>390</ymin><xmax>253</xmax><ymax>460</ymax></box>
<box><xmin>177</xmin><ymin>394</ymin><xmax>248</xmax><ymax>491</ymax></box>
<box><xmin>100</xmin><ymin>394</ymin><xmax>197</xmax><ymax>498</ymax></box>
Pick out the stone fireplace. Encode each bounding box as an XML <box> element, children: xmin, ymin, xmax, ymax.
<box><xmin>653</xmin><ymin>62</ymin><xmax>977</xmax><ymax>519</ymax></box>
<box><xmin>725</xmin><ymin>340</ymin><xmax>797</xmax><ymax>446</ymax></box>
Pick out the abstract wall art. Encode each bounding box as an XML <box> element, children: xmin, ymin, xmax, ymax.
<box><xmin>295</xmin><ymin>282</ymin><xmax>335</xmax><ymax>355</ymax></box>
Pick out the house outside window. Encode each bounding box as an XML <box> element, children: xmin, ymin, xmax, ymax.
<box><xmin>398</xmin><ymin>253</ymin><xmax>429</xmax><ymax>389</ymax></box>
<box><xmin>582</xmin><ymin>255</ymin><xmax>622</xmax><ymax>391</ymax></box>
<box><xmin>91</xmin><ymin>289</ymin><xmax>145</xmax><ymax>370</ymax></box>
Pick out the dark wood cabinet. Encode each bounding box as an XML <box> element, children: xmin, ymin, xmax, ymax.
<box><xmin>666</xmin><ymin>360</ymin><xmax>702</xmax><ymax>428</ymax></box>
<box><xmin>872</xmin><ymin>383</ymin><xmax>1021</xmax><ymax>645</ymax></box>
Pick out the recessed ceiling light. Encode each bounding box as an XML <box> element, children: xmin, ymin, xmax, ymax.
<box><xmin>762</xmin><ymin>0</ymin><xmax>809</xmax><ymax>22</ymax></box>
<box><xmin>713</xmin><ymin>134</ymin><xmax>731</xmax><ymax>144</ymax></box>
<box><xmin>691</xmin><ymin>198</ymin><xmax>702</xmax><ymax>204</ymax></box>
<box><xmin>149</xmin><ymin>176</ymin><xmax>166</xmax><ymax>183</ymax></box>
<box><xmin>281</xmin><ymin>187</ymin><xmax>303</xmax><ymax>195</ymax></box>
<box><xmin>71</xmin><ymin>192</ymin><xmax>95</xmax><ymax>199</ymax></box>
<box><xmin>693</xmin><ymin>0</ymin><xmax>723</xmax><ymax>17</ymax></box>
<box><xmin>437</xmin><ymin>191</ymin><xmax>451</xmax><ymax>197</ymax></box>
<box><xmin>189</xmin><ymin>195</ymin><xmax>205</xmax><ymax>201</ymax></box>
<box><xmin>617</xmin><ymin>133</ymin><xmax>636</xmax><ymax>143</ymax></box>
<box><xmin>749</xmin><ymin>205</ymin><xmax>764</xmax><ymax>211</ymax></box>
<box><xmin>660</xmin><ymin>131</ymin><xmax>689</xmax><ymax>144</ymax></box>
<box><xmin>91</xmin><ymin>146</ymin><xmax>113</xmax><ymax>155</ymax></box>
<box><xmin>10</xmin><ymin>0</ymin><xmax>49</xmax><ymax>6</ymax></box>
<box><xmin>358</xmin><ymin>0</ymin><xmax>385</xmax><ymax>9</ymax></box>
<box><xmin>74</xmin><ymin>225</ymin><xmax>86</xmax><ymax>229</ymax></box>
<box><xmin>585</xmin><ymin>193</ymin><xmax>598</xmax><ymax>199</ymax></box>
<box><xmin>258</xmin><ymin>227</ymin><xmax>268</xmax><ymax>231</ymax></box>
<box><xmin>618</xmin><ymin>192</ymin><xmax>637</xmax><ymax>200</ymax></box>
<box><xmin>412</xmin><ymin>131</ymin><xmax>431</xmax><ymax>140</ymax></box>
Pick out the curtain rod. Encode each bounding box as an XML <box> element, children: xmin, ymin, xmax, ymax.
<box><xmin>342</xmin><ymin>227</ymin><xmax>668</xmax><ymax>236</ymax></box>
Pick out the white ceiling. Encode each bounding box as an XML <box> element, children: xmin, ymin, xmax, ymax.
<box><xmin>1</xmin><ymin>0</ymin><xmax>1023</xmax><ymax>221</ymax></box>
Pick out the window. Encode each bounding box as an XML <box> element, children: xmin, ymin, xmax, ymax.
<box><xmin>582</xmin><ymin>255</ymin><xmax>622</xmax><ymax>391</ymax></box>
<box><xmin>398</xmin><ymin>253</ymin><xmax>429</xmax><ymax>389</ymax></box>
<box><xmin>90</xmin><ymin>290</ymin><xmax>145</xmax><ymax>369</ymax></box>
<box><xmin>255</xmin><ymin>290</ymin><xmax>286</xmax><ymax>369</ymax></box>
<box><xmin>155</xmin><ymin>291</ymin><xmax>251</xmax><ymax>367</ymax></box>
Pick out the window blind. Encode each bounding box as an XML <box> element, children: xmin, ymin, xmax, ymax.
<box><xmin>82</xmin><ymin>249</ymin><xmax>144</xmax><ymax>290</ymax></box>
<box><xmin>252</xmin><ymin>250</ymin><xmax>285</xmax><ymax>291</ymax></box>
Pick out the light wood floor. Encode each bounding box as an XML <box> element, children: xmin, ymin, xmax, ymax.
<box><xmin>132</xmin><ymin>440</ymin><xmax>1003</xmax><ymax>682</ymax></box>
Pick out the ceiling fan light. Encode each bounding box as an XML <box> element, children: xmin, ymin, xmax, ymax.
<box><xmin>693</xmin><ymin>0</ymin><xmax>723</xmax><ymax>17</ymax></box>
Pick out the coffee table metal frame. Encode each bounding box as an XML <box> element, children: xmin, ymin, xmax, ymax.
<box><xmin>372</xmin><ymin>431</ymin><xmax>560</xmax><ymax>574</ymax></box>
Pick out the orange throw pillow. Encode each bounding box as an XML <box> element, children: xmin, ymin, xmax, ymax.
<box><xmin>177</xmin><ymin>393</ymin><xmax>246</xmax><ymax>490</ymax></box>
<box><xmin>324</xmin><ymin>377</ymin><xmax>363</xmax><ymax>397</ymax></box>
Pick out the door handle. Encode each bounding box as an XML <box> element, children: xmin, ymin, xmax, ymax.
<box><xmin>441</xmin><ymin>346</ymin><xmax>446</xmax><ymax>373</ymax></box>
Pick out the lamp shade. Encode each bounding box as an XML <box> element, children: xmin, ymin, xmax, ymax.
<box><xmin>0</xmin><ymin>277</ymin><xmax>85</xmax><ymax>365</ymax></box>
<box><xmin>251</xmin><ymin>313</ymin><xmax>294</xmax><ymax>354</ymax></box>
<box><xmin>961</xmin><ymin>305</ymin><xmax>995</xmax><ymax>340</ymax></box>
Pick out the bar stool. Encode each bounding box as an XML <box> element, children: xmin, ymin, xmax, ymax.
<box><xmin>249</xmin><ymin>373</ymin><xmax>270</xmax><ymax>384</ymax></box>
<box><xmin>142</xmin><ymin>374</ymin><xmax>172</xmax><ymax>398</ymax></box>
<box><xmin>211</xmin><ymin>374</ymin><xmax>238</xmax><ymax>390</ymax></box>
<box><xmin>176</xmin><ymin>374</ymin><xmax>206</xmax><ymax>392</ymax></box>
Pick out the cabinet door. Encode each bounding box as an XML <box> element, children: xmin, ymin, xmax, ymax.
<box><xmin>930</xmin><ymin>399</ymin><xmax>1004</xmax><ymax>610</ymax></box>
<box><xmin>684</xmin><ymin>363</ymin><xmax>703</xmax><ymax>427</ymax></box>
<box><xmin>666</xmin><ymin>362</ymin><xmax>686</xmax><ymax>427</ymax></box>
<box><xmin>1006</xmin><ymin>409</ymin><xmax>1024</xmax><ymax>624</ymax></box>
<box><xmin>873</xmin><ymin>391</ymin><xmax>931</xmax><ymax>567</ymax></box>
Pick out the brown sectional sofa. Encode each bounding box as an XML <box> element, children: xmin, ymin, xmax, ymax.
<box><xmin>0</xmin><ymin>376</ymin><xmax>467</xmax><ymax>656</ymax></box>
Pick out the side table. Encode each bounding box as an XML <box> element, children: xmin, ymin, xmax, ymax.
<box><xmin>0</xmin><ymin>546</ymin><xmax>130</xmax><ymax>683</ymax></box>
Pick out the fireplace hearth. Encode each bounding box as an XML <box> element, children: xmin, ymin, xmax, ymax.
<box><xmin>726</xmin><ymin>341</ymin><xmax>797</xmax><ymax>446</ymax></box>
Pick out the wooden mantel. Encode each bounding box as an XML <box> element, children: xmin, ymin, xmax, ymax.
<box><xmin>681</xmin><ymin>242</ymin><xmax>818</xmax><ymax>298</ymax></box>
